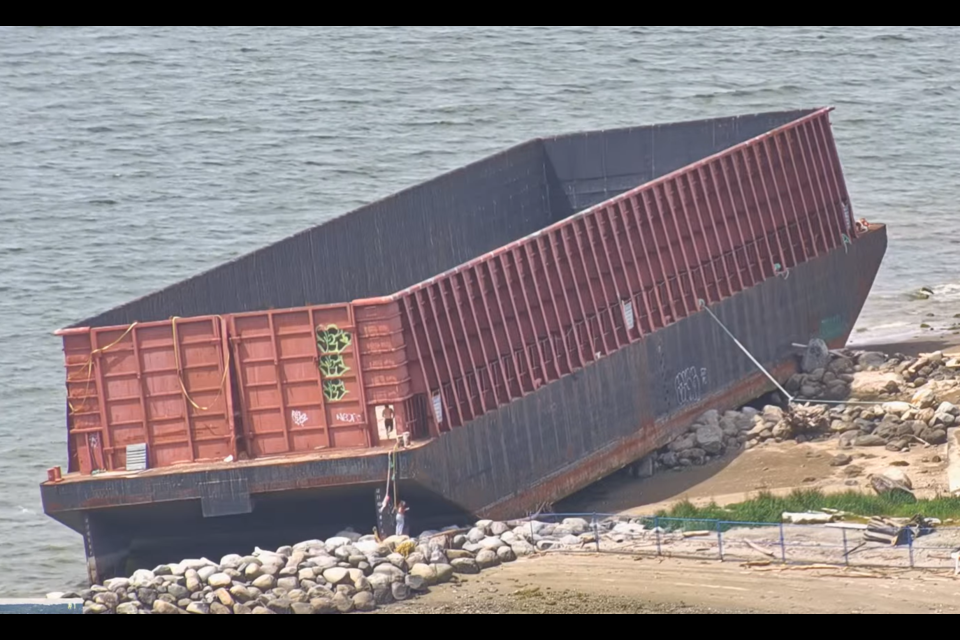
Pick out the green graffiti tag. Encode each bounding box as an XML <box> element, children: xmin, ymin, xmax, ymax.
<box><xmin>316</xmin><ymin>324</ymin><xmax>352</xmax><ymax>354</ymax></box>
<box><xmin>323</xmin><ymin>379</ymin><xmax>349</xmax><ymax>402</ymax></box>
<box><xmin>318</xmin><ymin>354</ymin><xmax>350</xmax><ymax>378</ymax></box>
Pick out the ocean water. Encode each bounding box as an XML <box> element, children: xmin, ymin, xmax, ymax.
<box><xmin>1</xmin><ymin>25</ymin><xmax>959</xmax><ymax>596</ymax></box>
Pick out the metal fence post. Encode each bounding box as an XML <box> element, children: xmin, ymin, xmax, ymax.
<box><xmin>717</xmin><ymin>520</ymin><xmax>724</xmax><ymax>562</ymax></box>
<box><xmin>779</xmin><ymin>523</ymin><xmax>787</xmax><ymax>564</ymax></box>
<box><xmin>842</xmin><ymin>529</ymin><xmax>849</xmax><ymax>567</ymax></box>
<box><xmin>908</xmin><ymin>529</ymin><xmax>915</xmax><ymax>569</ymax></box>
<box><xmin>655</xmin><ymin>516</ymin><xmax>662</xmax><ymax>557</ymax></box>
<box><xmin>593</xmin><ymin>514</ymin><xmax>601</xmax><ymax>553</ymax></box>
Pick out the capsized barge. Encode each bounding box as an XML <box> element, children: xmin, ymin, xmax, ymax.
<box><xmin>40</xmin><ymin>107</ymin><xmax>887</xmax><ymax>584</ymax></box>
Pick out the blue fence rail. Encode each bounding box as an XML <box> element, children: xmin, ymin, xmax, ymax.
<box><xmin>510</xmin><ymin>513</ymin><xmax>960</xmax><ymax>572</ymax></box>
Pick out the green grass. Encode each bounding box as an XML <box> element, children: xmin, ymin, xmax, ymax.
<box><xmin>642</xmin><ymin>490</ymin><xmax>960</xmax><ymax>531</ymax></box>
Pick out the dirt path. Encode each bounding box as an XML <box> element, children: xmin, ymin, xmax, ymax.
<box><xmin>382</xmin><ymin>554</ymin><xmax>960</xmax><ymax>614</ymax></box>
<box><xmin>559</xmin><ymin>438</ymin><xmax>949</xmax><ymax>516</ymax></box>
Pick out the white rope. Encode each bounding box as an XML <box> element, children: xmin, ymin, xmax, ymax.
<box><xmin>699</xmin><ymin>299</ymin><xmax>908</xmax><ymax>408</ymax></box>
<box><xmin>698</xmin><ymin>299</ymin><xmax>794</xmax><ymax>403</ymax></box>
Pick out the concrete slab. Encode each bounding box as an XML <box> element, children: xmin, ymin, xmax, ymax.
<box><xmin>0</xmin><ymin>598</ymin><xmax>83</xmax><ymax>614</ymax></box>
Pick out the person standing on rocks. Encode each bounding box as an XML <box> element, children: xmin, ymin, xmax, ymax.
<box><xmin>395</xmin><ymin>500</ymin><xmax>409</xmax><ymax>537</ymax></box>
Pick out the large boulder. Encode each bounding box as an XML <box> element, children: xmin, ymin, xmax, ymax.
<box><xmin>476</xmin><ymin>549</ymin><xmax>500</xmax><ymax>569</ymax></box>
<box><xmin>408</xmin><ymin>564</ymin><xmax>438</xmax><ymax>586</ymax></box>
<box><xmin>695</xmin><ymin>424</ymin><xmax>724</xmax><ymax>455</ymax></box>
<box><xmin>451</xmin><ymin>558</ymin><xmax>480</xmax><ymax>574</ymax></box>
<box><xmin>434</xmin><ymin>564</ymin><xmax>455</xmax><ymax>584</ymax></box>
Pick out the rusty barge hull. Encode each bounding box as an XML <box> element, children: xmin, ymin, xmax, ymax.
<box><xmin>40</xmin><ymin>108</ymin><xmax>887</xmax><ymax>584</ymax></box>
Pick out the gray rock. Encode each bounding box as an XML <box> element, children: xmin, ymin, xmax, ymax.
<box><xmin>322</xmin><ymin>567</ymin><xmax>350</xmax><ymax>585</ymax></box>
<box><xmin>137</xmin><ymin>588</ymin><xmax>158</xmax><ymax>607</ymax></box>
<box><xmin>209</xmin><ymin>602</ymin><xmax>231</xmax><ymax>615</ymax></box>
<box><xmin>659</xmin><ymin>452</ymin><xmax>679</xmax><ymax>468</ymax></box>
<box><xmin>490</xmin><ymin>522</ymin><xmax>511</xmax><ymax>536</ymax></box>
<box><xmin>408</xmin><ymin>563</ymin><xmax>438</xmax><ymax>585</ymax></box>
<box><xmin>391</xmin><ymin>583</ymin><xmax>410</xmax><ymax>602</ymax></box>
<box><xmin>353</xmin><ymin>591</ymin><xmax>377</xmax><ymax>612</ymax></box>
<box><xmin>373</xmin><ymin>564</ymin><xmax>405</xmax><ymax>583</ymax></box>
<box><xmin>476</xmin><ymin>549</ymin><xmax>500</xmax><ymax>569</ymax></box>
<box><xmin>279</xmin><ymin>566</ymin><xmax>298</xmax><ymax>577</ymax></box>
<box><xmin>311</xmin><ymin>556</ymin><xmax>339</xmax><ymax>572</ymax></box>
<box><xmin>405</xmin><ymin>574</ymin><xmax>428</xmax><ymax>592</ymax></box>
<box><xmin>205</xmin><ymin>572</ymin><xmax>231</xmax><ymax>589</ymax></box>
<box><xmin>104</xmin><ymin>578</ymin><xmax>130</xmax><ymax>592</ymax></box>
<box><xmin>243</xmin><ymin>563</ymin><xmax>262</xmax><ymax>580</ymax></box>
<box><xmin>446</xmin><ymin>549</ymin><xmax>474</xmax><ymax>560</ymax></box>
<box><xmin>252</xmin><ymin>575</ymin><xmax>276</xmax><ymax>591</ymax></box>
<box><xmin>220</xmin><ymin>554</ymin><xmax>243</xmax><ymax>570</ymax></box>
<box><xmin>452</xmin><ymin>535</ymin><xmax>467</xmax><ymax>549</ymax></box>
<box><xmin>855</xmin><ymin>435</ymin><xmax>887</xmax><ymax>447</ymax></box>
<box><xmin>857</xmin><ymin>352</ymin><xmax>887</xmax><ymax>368</ymax></box>
<box><xmin>251</xmin><ymin>607</ymin><xmax>275</xmax><ymax>615</ymax></box>
<box><xmin>287</xmin><ymin>589</ymin><xmax>309</xmax><ymax>604</ymax></box>
<box><xmin>291</xmin><ymin>602</ymin><xmax>315</xmax><ymax>615</ymax></box>
<box><xmin>335</xmin><ymin>584</ymin><xmax>357</xmax><ymax>598</ymax></box>
<box><xmin>695</xmin><ymin>424</ymin><xmax>724</xmax><ymax>455</ymax></box>
<box><xmin>497</xmin><ymin>546</ymin><xmax>517</xmax><ymax>563</ymax></box>
<box><xmin>214</xmin><ymin>588</ymin><xmax>235</xmax><ymax>607</ymax></box>
<box><xmin>332</xmin><ymin>592</ymin><xmax>354</xmax><ymax>614</ymax></box>
<box><xmin>373</xmin><ymin>586</ymin><xmax>394</xmax><ymax>605</ymax></box>
<box><xmin>84</xmin><ymin>603</ymin><xmax>108</xmax><ymax>614</ymax></box>
<box><xmin>267</xmin><ymin>598</ymin><xmax>292</xmax><ymax>615</ymax></box>
<box><xmin>434</xmin><ymin>563</ymin><xmax>455</xmax><ymax>584</ymax></box>
<box><xmin>925</xmin><ymin>428</ymin><xmax>948</xmax><ymax>445</ymax></box>
<box><xmin>478</xmin><ymin>537</ymin><xmax>505</xmax><ymax>551</ymax></box>
<box><xmin>830</xmin><ymin>454</ymin><xmax>853</xmax><ymax>467</ymax></box>
<box><xmin>386</xmin><ymin>553</ymin><xmax>408</xmax><ymax>570</ymax></box>
<box><xmin>311</xmin><ymin>598</ymin><xmax>338</xmax><ymax>615</ymax></box>
<box><xmin>131</xmin><ymin>569</ymin><xmax>156</xmax><ymax>588</ymax></box>
<box><xmin>116</xmin><ymin>602</ymin><xmax>140</xmax><ymax>615</ymax></box>
<box><xmin>669</xmin><ymin>434</ymin><xmax>697</xmax><ymax>452</ymax></box>
<box><xmin>467</xmin><ymin>528</ymin><xmax>486</xmax><ymax>544</ymax></box>
<box><xmin>186</xmin><ymin>602</ymin><xmax>209</xmax><ymax>615</ymax></box>
<box><xmin>230</xmin><ymin>585</ymin><xmax>252</xmax><ymax>603</ymax></box>
<box><xmin>178</xmin><ymin>598</ymin><xmax>194</xmax><ymax>609</ymax></box>
<box><xmin>801</xmin><ymin>340</ymin><xmax>830</xmax><ymax>373</ymax></box>
<box><xmin>152</xmin><ymin>600</ymin><xmax>180</xmax><ymax>615</ymax></box>
<box><xmin>277</xmin><ymin>577</ymin><xmax>299</xmax><ymax>591</ymax></box>
<box><xmin>234</xmin><ymin>604</ymin><xmax>253</xmax><ymax>615</ymax></box>
<box><xmin>196</xmin><ymin>566</ymin><xmax>217</xmax><ymax>583</ymax></box>
<box><xmin>451</xmin><ymin>558</ymin><xmax>480</xmax><ymax>574</ymax></box>
<box><xmin>167</xmin><ymin>584</ymin><xmax>190</xmax><ymax>601</ymax></box>
<box><xmin>93</xmin><ymin>591</ymin><xmax>119</xmax><ymax>607</ymax></box>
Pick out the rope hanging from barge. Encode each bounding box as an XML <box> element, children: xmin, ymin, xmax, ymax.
<box><xmin>66</xmin><ymin>321</ymin><xmax>139</xmax><ymax>415</ymax></box>
<box><xmin>170</xmin><ymin>316</ymin><xmax>231</xmax><ymax>413</ymax></box>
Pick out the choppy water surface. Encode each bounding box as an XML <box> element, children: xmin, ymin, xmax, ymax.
<box><xmin>1</xmin><ymin>26</ymin><xmax>958</xmax><ymax>596</ymax></box>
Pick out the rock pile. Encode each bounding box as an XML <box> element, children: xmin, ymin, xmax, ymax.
<box><xmin>785</xmin><ymin>352</ymin><xmax>856</xmax><ymax>401</ymax></box>
<box><xmin>71</xmin><ymin>518</ymin><xmax>614</xmax><ymax>615</ymax></box>
<box><xmin>651</xmin><ymin>349</ymin><xmax>958</xmax><ymax>474</ymax></box>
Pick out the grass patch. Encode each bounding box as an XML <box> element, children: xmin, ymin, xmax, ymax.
<box><xmin>642</xmin><ymin>490</ymin><xmax>960</xmax><ymax>531</ymax></box>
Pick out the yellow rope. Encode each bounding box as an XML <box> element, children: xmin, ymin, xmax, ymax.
<box><xmin>66</xmin><ymin>322</ymin><xmax>139</xmax><ymax>415</ymax></box>
<box><xmin>171</xmin><ymin>316</ymin><xmax>231</xmax><ymax>412</ymax></box>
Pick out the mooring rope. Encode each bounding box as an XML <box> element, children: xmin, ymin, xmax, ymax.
<box><xmin>697</xmin><ymin>299</ymin><xmax>912</xmax><ymax>408</ymax></box>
